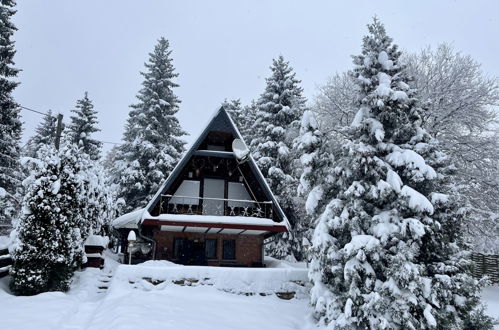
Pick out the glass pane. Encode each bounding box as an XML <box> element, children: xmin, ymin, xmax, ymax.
<box><xmin>227</xmin><ymin>182</ymin><xmax>254</xmax><ymax>208</ymax></box>
<box><xmin>205</xmin><ymin>239</ymin><xmax>217</xmax><ymax>259</ymax></box>
<box><xmin>173</xmin><ymin>238</ymin><xmax>184</xmax><ymax>259</ymax></box>
<box><xmin>223</xmin><ymin>240</ymin><xmax>236</xmax><ymax>260</ymax></box>
<box><xmin>203</xmin><ymin>179</ymin><xmax>225</xmax><ymax>215</ymax></box>
<box><xmin>171</xmin><ymin>180</ymin><xmax>200</xmax><ymax>205</ymax></box>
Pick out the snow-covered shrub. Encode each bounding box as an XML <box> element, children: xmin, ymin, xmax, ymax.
<box><xmin>9</xmin><ymin>145</ymin><xmax>87</xmax><ymax>295</ymax></box>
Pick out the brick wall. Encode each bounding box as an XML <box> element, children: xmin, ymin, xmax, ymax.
<box><xmin>153</xmin><ymin>230</ymin><xmax>264</xmax><ymax>267</ymax></box>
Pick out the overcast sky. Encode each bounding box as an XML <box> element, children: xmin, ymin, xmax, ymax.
<box><xmin>12</xmin><ymin>0</ymin><xmax>499</xmax><ymax>153</ymax></box>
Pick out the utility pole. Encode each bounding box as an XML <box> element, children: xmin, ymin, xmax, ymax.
<box><xmin>54</xmin><ymin>113</ymin><xmax>64</xmax><ymax>150</ymax></box>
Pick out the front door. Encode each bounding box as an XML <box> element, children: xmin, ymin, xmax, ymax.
<box><xmin>174</xmin><ymin>238</ymin><xmax>206</xmax><ymax>265</ymax></box>
<box><xmin>203</xmin><ymin>178</ymin><xmax>225</xmax><ymax>215</ymax></box>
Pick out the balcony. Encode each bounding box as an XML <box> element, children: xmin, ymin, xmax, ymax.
<box><xmin>159</xmin><ymin>194</ymin><xmax>274</xmax><ymax>220</ymax></box>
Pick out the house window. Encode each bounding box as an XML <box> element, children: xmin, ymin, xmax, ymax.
<box><xmin>227</xmin><ymin>182</ymin><xmax>254</xmax><ymax>208</ymax></box>
<box><xmin>222</xmin><ymin>239</ymin><xmax>236</xmax><ymax>260</ymax></box>
<box><xmin>170</xmin><ymin>180</ymin><xmax>200</xmax><ymax>206</ymax></box>
<box><xmin>202</xmin><ymin>178</ymin><xmax>225</xmax><ymax>215</ymax></box>
<box><xmin>173</xmin><ymin>238</ymin><xmax>185</xmax><ymax>259</ymax></box>
<box><xmin>205</xmin><ymin>239</ymin><xmax>217</xmax><ymax>259</ymax></box>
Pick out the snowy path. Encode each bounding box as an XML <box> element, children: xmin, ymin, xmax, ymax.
<box><xmin>0</xmin><ymin>252</ymin><xmax>120</xmax><ymax>330</ymax></box>
<box><xmin>57</xmin><ymin>269</ymin><xmax>115</xmax><ymax>330</ymax></box>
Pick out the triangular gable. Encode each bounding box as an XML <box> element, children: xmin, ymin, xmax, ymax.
<box><xmin>145</xmin><ymin>106</ymin><xmax>290</xmax><ymax>228</ymax></box>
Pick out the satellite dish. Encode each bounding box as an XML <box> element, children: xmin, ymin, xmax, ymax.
<box><xmin>232</xmin><ymin>139</ymin><xmax>250</xmax><ymax>162</ymax></box>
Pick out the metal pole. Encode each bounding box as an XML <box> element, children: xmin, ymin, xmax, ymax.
<box><xmin>128</xmin><ymin>243</ymin><xmax>133</xmax><ymax>265</ymax></box>
<box><xmin>54</xmin><ymin>113</ymin><xmax>64</xmax><ymax>150</ymax></box>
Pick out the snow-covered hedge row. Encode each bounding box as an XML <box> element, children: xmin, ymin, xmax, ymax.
<box><xmin>111</xmin><ymin>263</ymin><xmax>309</xmax><ymax>296</ymax></box>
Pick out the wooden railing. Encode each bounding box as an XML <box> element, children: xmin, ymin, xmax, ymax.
<box><xmin>0</xmin><ymin>248</ymin><xmax>12</xmax><ymax>278</ymax></box>
<box><xmin>159</xmin><ymin>195</ymin><xmax>274</xmax><ymax>219</ymax></box>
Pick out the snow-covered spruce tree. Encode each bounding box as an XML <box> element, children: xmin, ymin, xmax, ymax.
<box><xmin>24</xmin><ymin>110</ymin><xmax>57</xmax><ymax>158</ymax></box>
<box><xmin>309</xmin><ymin>19</ymin><xmax>491</xmax><ymax>329</ymax></box>
<box><xmin>314</xmin><ymin>45</ymin><xmax>499</xmax><ymax>253</ymax></box>
<box><xmin>67</xmin><ymin>92</ymin><xmax>102</xmax><ymax>160</ymax></box>
<box><xmin>251</xmin><ymin>55</ymin><xmax>306</xmax><ymax>260</ymax></box>
<box><xmin>10</xmin><ymin>145</ymin><xmax>86</xmax><ymax>295</ymax></box>
<box><xmin>222</xmin><ymin>99</ymin><xmax>257</xmax><ymax>141</ymax></box>
<box><xmin>222</xmin><ymin>98</ymin><xmax>243</xmax><ymax>126</ymax></box>
<box><xmin>0</xmin><ymin>0</ymin><xmax>22</xmax><ymax>234</ymax></box>
<box><xmin>293</xmin><ymin>110</ymin><xmax>331</xmax><ymax>245</ymax></box>
<box><xmin>113</xmin><ymin>37</ymin><xmax>186</xmax><ymax>212</ymax></box>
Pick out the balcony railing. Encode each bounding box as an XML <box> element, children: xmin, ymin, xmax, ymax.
<box><xmin>159</xmin><ymin>194</ymin><xmax>274</xmax><ymax>219</ymax></box>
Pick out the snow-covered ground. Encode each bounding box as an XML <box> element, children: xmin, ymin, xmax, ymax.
<box><xmin>0</xmin><ymin>253</ymin><xmax>317</xmax><ymax>330</ymax></box>
<box><xmin>483</xmin><ymin>286</ymin><xmax>499</xmax><ymax>329</ymax></box>
<box><xmin>0</xmin><ymin>235</ymin><xmax>10</xmax><ymax>250</ymax></box>
<box><xmin>0</xmin><ymin>251</ymin><xmax>497</xmax><ymax>330</ymax></box>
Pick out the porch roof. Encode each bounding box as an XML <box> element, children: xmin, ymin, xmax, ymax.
<box><xmin>145</xmin><ymin>211</ymin><xmax>288</xmax><ymax>236</ymax></box>
<box><xmin>112</xmin><ymin>209</ymin><xmax>288</xmax><ymax>236</ymax></box>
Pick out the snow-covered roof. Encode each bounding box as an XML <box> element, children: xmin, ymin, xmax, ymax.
<box><xmin>112</xmin><ymin>208</ymin><xmax>288</xmax><ymax>234</ymax></box>
<box><xmin>84</xmin><ymin>235</ymin><xmax>110</xmax><ymax>247</ymax></box>
<box><xmin>112</xmin><ymin>208</ymin><xmax>145</xmax><ymax>229</ymax></box>
<box><xmin>144</xmin><ymin>106</ymin><xmax>290</xmax><ymax>228</ymax></box>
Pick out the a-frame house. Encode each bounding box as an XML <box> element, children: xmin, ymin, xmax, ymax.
<box><xmin>112</xmin><ymin>106</ymin><xmax>289</xmax><ymax>267</ymax></box>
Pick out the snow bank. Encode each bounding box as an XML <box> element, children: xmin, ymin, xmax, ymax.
<box><xmin>85</xmin><ymin>235</ymin><xmax>109</xmax><ymax>247</ymax></box>
<box><xmin>264</xmin><ymin>256</ymin><xmax>307</xmax><ymax>269</ymax></box>
<box><xmin>138</xmin><ymin>260</ymin><xmax>179</xmax><ymax>267</ymax></box>
<box><xmin>89</xmin><ymin>280</ymin><xmax>313</xmax><ymax>330</ymax></box>
<box><xmin>111</xmin><ymin>263</ymin><xmax>309</xmax><ymax>296</ymax></box>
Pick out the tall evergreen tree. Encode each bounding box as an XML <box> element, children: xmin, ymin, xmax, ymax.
<box><xmin>113</xmin><ymin>37</ymin><xmax>186</xmax><ymax>212</ymax></box>
<box><xmin>222</xmin><ymin>99</ymin><xmax>257</xmax><ymax>141</ymax></box>
<box><xmin>0</xmin><ymin>0</ymin><xmax>22</xmax><ymax>233</ymax></box>
<box><xmin>251</xmin><ymin>55</ymin><xmax>306</xmax><ymax>260</ymax></box>
<box><xmin>10</xmin><ymin>145</ymin><xmax>86</xmax><ymax>295</ymax></box>
<box><xmin>308</xmin><ymin>19</ymin><xmax>491</xmax><ymax>329</ymax></box>
<box><xmin>24</xmin><ymin>110</ymin><xmax>57</xmax><ymax>158</ymax></box>
<box><xmin>67</xmin><ymin>92</ymin><xmax>102</xmax><ymax>160</ymax></box>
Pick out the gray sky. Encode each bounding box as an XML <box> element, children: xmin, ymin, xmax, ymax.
<box><xmin>12</xmin><ymin>0</ymin><xmax>499</xmax><ymax>153</ymax></box>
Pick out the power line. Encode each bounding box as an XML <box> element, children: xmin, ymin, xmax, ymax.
<box><xmin>20</xmin><ymin>105</ymin><xmax>52</xmax><ymax>117</ymax></box>
<box><xmin>19</xmin><ymin>104</ymin><xmax>122</xmax><ymax>146</ymax></box>
<box><xmin>98</xmin><ymin>140</ymin><xmax>122</xmax><ymax>145</ymax></box>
